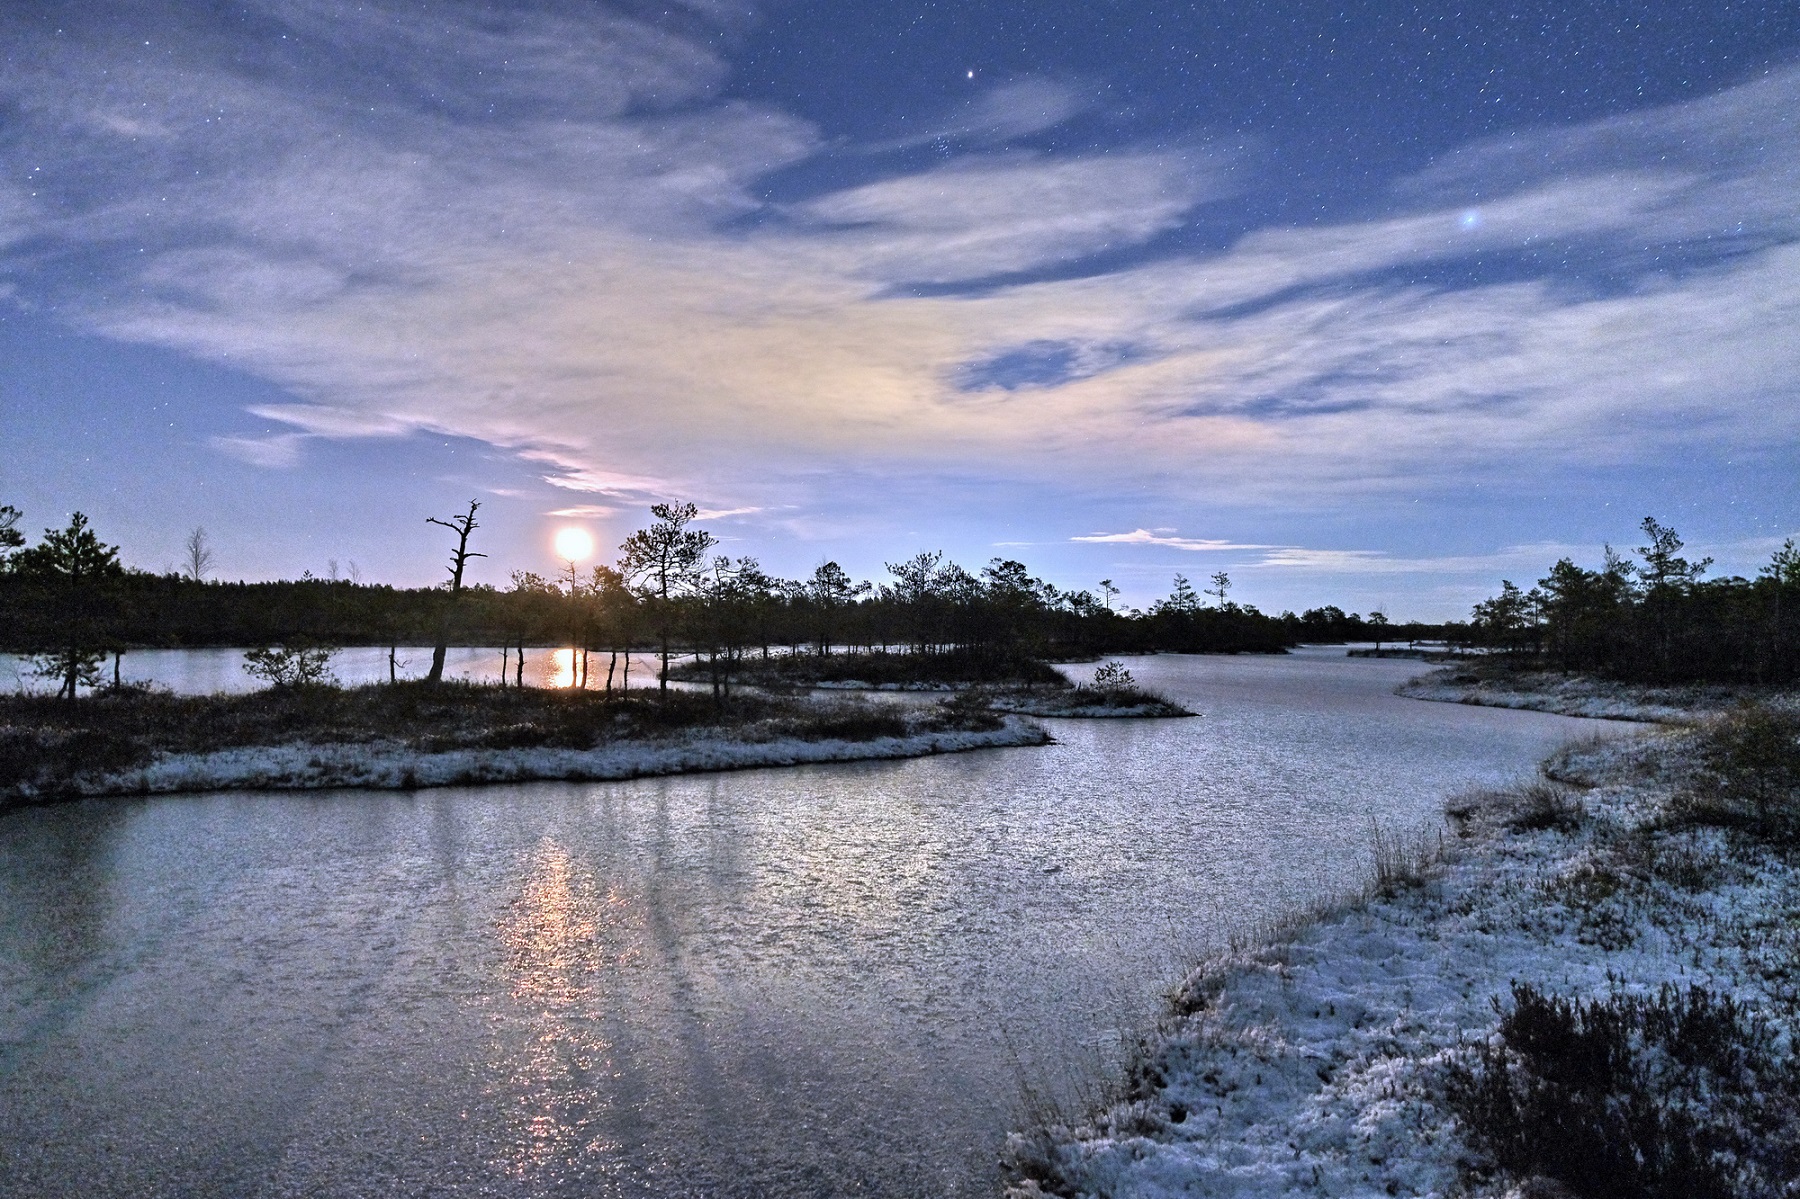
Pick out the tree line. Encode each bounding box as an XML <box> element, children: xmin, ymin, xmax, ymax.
<box><xmin>1466</xmin><ymin>517</ymin><xmax>1800</xmax><ymax>684</ymax></box>
<box><xmin>0</xmin><ymin>500</ymin><xmax>1441</xmax><ymax>697</ymax></box>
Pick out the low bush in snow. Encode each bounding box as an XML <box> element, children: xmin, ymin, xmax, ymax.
<box><xmin>0</xmin><ymin>683</ymin><xmax>1006</xmax><ymax>803</ymax></box>
<box><xmin>1506</xmin><ymin>779</ymin><xmax>1588</xmax><ymax>833</ymax></box>
<box><xmin>1671</xmin><ymin>704</ymin><xmax>1800</xmax><ymax>843</ymax></box>
<box><xmin>931</xmin><ymin>689</ymin><xmax>1004</xmax><ymax>732</ymax></box>
<box><xmin>1369</xmin><ymin>818</ymin><xmax>1445</xmax><ymax>896</ymax></box>
<box><xmin>1444</xmin><ymin>779</ymin><xmax>1585</xmax><ymax>838</ymax></box>
<box><xmin>1448</xmin><ymin>981</ymin><xmax>1800</xmax><ymax>1199</ymax></box>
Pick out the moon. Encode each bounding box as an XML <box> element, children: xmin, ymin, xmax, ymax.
<box><xmin>554</xmin><ymin>527</ymin><xmax>595</xmax><ymax>561</ymax></box>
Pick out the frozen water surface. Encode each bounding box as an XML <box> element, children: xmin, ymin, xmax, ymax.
<box><xmin>0</xmin><ymin>650</ymin><xmax>1642</xmax><ymax>1197</ymax></box>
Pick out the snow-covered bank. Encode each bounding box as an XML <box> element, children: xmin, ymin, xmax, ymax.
<box><xmin>3</xmin><ymin>716</ymin><xmax>1049</xmax><ymax>802</ymax></box>
<box><xmin>989</xmin><ymin>690</ymin><xmax>1196</xmax><ymax>719</ymax></box>
<box><xmin>1005</xmin><ymin>725</ymin><xmax>1800</xmax><ymax>1198</ymax></box>
<box><xmin>1397</xmin><ymin>666</ymin><xmax>1799</xmax><ymax>723</ymax></box>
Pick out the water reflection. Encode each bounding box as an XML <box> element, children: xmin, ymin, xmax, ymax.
<box><xmin>0</xmin><ymin>652</ymin><xmax>1652</xmax><ymax>1198</ymax></box>
<box><xmin>0</xmin><ymin>647</ymin><xmax>669</xmax><ymax>695</ymax></box>
<box><xmin>492</xmin><ymin>839</ymin><xmax>641</xmax><ymax>1183</ymax></box>
<box><xmin>0</xmin><ymin>801</ymin><xmax>134</xmax><ymax>1068</ymax></box>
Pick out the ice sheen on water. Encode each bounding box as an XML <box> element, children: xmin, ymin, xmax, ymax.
<box><xmin>0</xmin><ymin>650</ymin><xmax>1641</xmax><ymax>1197</ymax></box>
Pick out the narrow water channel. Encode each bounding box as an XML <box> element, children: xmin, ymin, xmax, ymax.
<box><xmin>0</xmin><ymin>650</ymin><xmax>1640</xmax><ymax>1197</ymax></box>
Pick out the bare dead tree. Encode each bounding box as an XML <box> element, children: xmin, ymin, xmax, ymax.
<box><xmin>183</xmin><ymin>526</ymin><xmax>215</xmax><ymax>581</ymax></box>
<box><xmin>425</xmin><ymin>500</ymin><xmax>486</xmax><ymax>683</ymax></box>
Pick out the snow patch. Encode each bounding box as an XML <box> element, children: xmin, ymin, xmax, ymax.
<box><xmin>1007</xmin><ymin>725</ymin><xmax>1800</xmax><ymax>1198</ymax></box>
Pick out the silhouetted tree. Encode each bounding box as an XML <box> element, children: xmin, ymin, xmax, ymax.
<box><xmin>11</xmin><ymin>512</ymin><xmax>124</xmax><ymax>698</ymax></box>
<box><xmin>424</xmin><ymin>500</ymin><xmax>485</xmax><ymax>683</ymax></box>
<box><xmin>1467</xmin><ymin>519</ymin><xmax>1800</xmax><ymax>684</ymax></box>
<box><xmin>618</xmin><ymin>501</ymin><xmax>715</xmax><ymax>692</ymax></box>
<box><xmin>183</xmin><ymin>526</ymin><xmax>215</xmax><ymax>581</ymax></box>
<box><xmin>885</xmin><ymin>551</ymin><xmax>947</xmax><ymax>654</ymax></box>
<box><xmin>978</xmin><ymin>558</ymin><xmax>1054</xmax><ymax>660</ymax></box>
<box><xmin>0</xmin><ymin>505</ymin><xmax>24</xmax><ymax>566</ymax></box>
<box><xmin>1763</xmin><ymin>539</ymin><xmax>1800</xmax><ymax>683</ymax></box>
<box><xmin>500</xmin><ymin>570</ymin><xmax>557</xmax><ymax>687</ymax></box>
<box><xmin>806</xmin><ymin>561</ymin><xmax>869</xmax><ymax>655</ymax></box>
<box><xmin>1163</xmin><ymin>574</ymin><xmax>1201</xmax><ymax>613</ymax></box>
<box><xmin>580</xmin><ymin>563</ymin><xmax>634</xmax><ymax>693</ymax></box>
<box><xmin>242</xmin><ymin>643</ymin><xmax>336</xmax><ymax>688</ymax></box>
<box><xmin>1472</xmin><ymin>580</ymin><xmax>1533</xmax><ymax>653</ymax></box>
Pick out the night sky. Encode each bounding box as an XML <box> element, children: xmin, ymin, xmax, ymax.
<box><xmin>3</xmin><ymin>1</ymin><xmax>1797</xmax><ymax>617</ymax></box>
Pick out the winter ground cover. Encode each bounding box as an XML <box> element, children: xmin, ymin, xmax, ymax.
<box><xmin>0</xmin><ymin>683</ymin><xmax>1044</xmax><ymax>805</ymax></box>
<box><xmin>4</xmin><ymin>717</ymin><xmax>1047</xmax><ymax>800</ymax></box>
<box><xmin>1004</xmin><ymin>716</ymin><xmax>1800</xmax><ymax>1198</ymax></box>
<box><xmin>1397</xmin><ymin>666</ymin><xmax>1799</xmax><ymax>724</ymax></box>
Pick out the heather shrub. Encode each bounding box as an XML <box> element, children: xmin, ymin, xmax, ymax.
<box><xmin>1448</xmin><ymin>982</ymin><xmax>1800</xmax><ymax>1199</ymax></box>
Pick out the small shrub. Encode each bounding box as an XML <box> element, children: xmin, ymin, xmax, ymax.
<box><xmin>1444</xmin><ymin>780</ymin><xmax>1584</xmax><ymax>837</ymax></box>
<box><xmin>1448</xmin><ymin>982</ymin><xmax>1800</xmax><ymax>1199</ymax></box>
<box><xmin>473</xmin><ymin>722</ymin><xmax>554</xmax><ymax>750</ymax></box>
<box><xmin>0</xmin><ymin>726</ymin><xmax>152</xmax><ymax>795</ymax></box>
<box><xmin>1507</xmin><ymin>780</ymin><xmax>1586</xmax><ymax>833</ymax></box>
<box><xmin>1553</xmin><ymin>860</ymin><xmax>1627</xmax><ymax>906</ymax></box>
<box><xmin>794</xmin><ymin>705</ymin><xmax>909</xmax><ymax>742</ymax></box>
<box><xmin>1443</xmin><ymin>788</ymin><xmax>1493</xmax><ymax>834</ymax></box>
<box><xmin>1092</xmin><ymin>661</ymin><xmax>1135</xmax><ymax>692</ymax></box>
<box><xmin>932</xmin><ymin>689</ymin><xmax>1003</xmax><ymax>732</ymax></box>
<box><xmin>1609</xmin><ymin>829</ymin><xmax>1732</xmax><ymax>893</ymax></box>
<box><xmin>243</xmin><ymin>643</ymin><xmax>338</xmax><ymax>689</ymax></box>
<box><xmin>1370</xmin><ymin>818</ymin><xmax>1443</xmax><ymax>896</ymax></box>
<box><xmin>1675</xmin><ymin>704</ymin><xmax>1800</xmax><ymax>842</ymax></box>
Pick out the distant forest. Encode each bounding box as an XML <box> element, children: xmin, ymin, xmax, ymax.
<box><xmin>0</xmin><ymin>500</ymin><xmax>1433</xmax><ymax>694</ymax></box>
<box><xmin>1465</xmin><ymin>518</ymin><xmax>1800</xmax><ymax>684</ymax></box>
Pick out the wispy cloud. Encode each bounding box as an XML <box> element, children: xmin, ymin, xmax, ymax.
<box><xmin>544</xmin><ymin>505</ymin><xmax>617</xmax><ymax>519</ymax></box>
<box><xmin>248</xmin><ymin>405</ymin><xmax>422</xmax><ymax>439</ymax></box>
<box><xmin>3</xmin><ymin>2</ymin><xmax>1797</xmax><ymax>543</ymax></box>
<box><xmin>787</xmin><ymin>149</ymin><xmax>1223</xmax><ymax>283</ymax></box>
<box><xmin>864</xmin><ymin>77</ymin><xmax>1097</xmax><ymax>151</ymax></box>
<box><xmin>1072</xmin><ymin>529</ymin><xmax>1278</xmax><ymax>551</ymax></box>
<box><xmin>1248</xmin><ymin>543</ymin><xmax>1588</xmax><ymax>574</ymax></box>
<box><xmin>208</xmin><ymin>433</ymin><xmax>310</xmax><ymax>469</ymax></box>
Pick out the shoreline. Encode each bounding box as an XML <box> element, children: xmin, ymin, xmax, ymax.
<box><xmin>1395</xmin><ymin>664</ymin><xmax>1798</xmax><ymax>724</ymax></box>
<box><xmin>1</xmin><ymin>715</ymin><xmax>1050</xmax><ymax>807</ymax></box>
<box><xmin>1004</xmin><ymin>717</ymin><xmax>1800</xmax><ymax>1197</ymax></box>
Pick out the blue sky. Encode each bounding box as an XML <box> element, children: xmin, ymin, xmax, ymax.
<box><xmin>3</xmin><ymin>1</ymin><xmax>1797</xmax><ymax>618</ymax></box>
